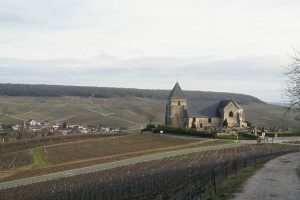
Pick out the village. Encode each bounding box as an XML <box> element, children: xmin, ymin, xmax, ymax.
<box><xmin>0</xmin><ymin>119</ymin><xmax>122</xmax><ymax>142</ymax></box>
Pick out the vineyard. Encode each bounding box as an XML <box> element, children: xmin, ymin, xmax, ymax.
<box><xmin>0</xmin><ymin>133</ymin><xmax>123</xmax><ymax>154</ymax></box>
<box><xmin>1</xmin><ymin>143</ymin><xmax>299</xmax><ymax>200</ymax></box>
<box><xmin>1</xmin><ymin>134</ymin><xmax>231</xmax><ymax>182</ymax></box>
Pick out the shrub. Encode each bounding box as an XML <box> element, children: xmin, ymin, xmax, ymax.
<box><xmin>191</xmin><ymin>122</ymin><xmax>196</xmax><ymax>129</ymax></box>
<box><xmin>141</xmin><ymin>124</ymin><xmax>156</xmax><ymax>132</ymax></box>
<box><xmin>223</xmin><ymin>119</ymin><xmax>228</xmax><ymax>128</ymax></box>
<box><xmin>245</xmin><ymin>121</ymin><xmax>252</xmax><ymax>127</ymax></box>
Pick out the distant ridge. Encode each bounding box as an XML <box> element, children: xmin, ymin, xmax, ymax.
<box><xmin>267</xmin><ymin>102</ymin><xmax>288</xmax><ymax>107</ymax></box>
<box><xmin>0</xmin><ymin>83</ymin><xmax>263</xmax><ymax>105</ymax></box>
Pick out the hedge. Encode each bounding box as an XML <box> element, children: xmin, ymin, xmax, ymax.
<box><xmin>152</xmin><ymin>125</ymin><xmax>216</xmax><ymax>138</ymax></box>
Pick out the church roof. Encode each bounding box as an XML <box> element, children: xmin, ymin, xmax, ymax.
<box><xmin>187</xmin><ymin>100</ymin><xmax>222</xmax><ymax>118</ymax></box>
<box><xmin>168</xmin><ymin>82</ymin><xmax>185</xmax><ymax>99</ymax></box>
<box><xmin>219</xmin><ymin>100</ymin><xmax>241</xmax><ymax>109</ymax></box>
<box><xmin>187</xmin><ymin>99</ymin><xmax>242</xmax><ymax>118</ymax></box>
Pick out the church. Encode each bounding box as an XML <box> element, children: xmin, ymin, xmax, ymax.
<box><xmin>165</xmin><ymin>82</ymin><xmax>247</xmax><ymax>129</ymax></box>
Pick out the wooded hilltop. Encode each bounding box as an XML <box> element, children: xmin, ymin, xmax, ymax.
<box><xmin>0</xmin><ymin>83</ymin><xmax>263</xmax><ymax>105</ymax></box>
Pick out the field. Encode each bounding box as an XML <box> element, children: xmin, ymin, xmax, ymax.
<box><xmin>243</xmin><ymin>103</ymin><xmax>300</xmax><ymax>129</ymax></box>
<box><xmin>0</xmin><ymin>96</ymin><xmax>166</xmax><ymax>130</ymax></box>
<box><xmin>0</xmin><ymin>133</ymin><xmax>123</xmax><ymax>154</ymax></box>
<box><xmin>1</xmin><ymin>96</ymin><xmax>299</xmax><ymax>199</ymax></box>
<box><xmin>1</xmin><ymin>143</ymin><xmax>300</xmax><ymax>200</ymax></box>
<box><xmin>0</xmin><ymin>134</ymin><xmax>232</xmax><ymax>182</ymax></box>
<box><xmin>0</xmin><ymin>96</ymin><xmax>299</xmax><ymax>130</ymax></box>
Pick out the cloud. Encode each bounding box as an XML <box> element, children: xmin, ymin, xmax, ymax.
<box><xmin>1</xmin><ymin>0</ymin><xmax>299</xmax><ymax>102</ymax></box>
<box><xmin>0</xmin><ymin>0</ymin><xmax>98</xmax><ymax>30</ymax></box>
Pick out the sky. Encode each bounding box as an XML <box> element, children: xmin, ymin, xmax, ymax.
<box><xmin>1</xmin><ymin>0</ymin><xmax>300</xmax><ymax>102</ymax></box>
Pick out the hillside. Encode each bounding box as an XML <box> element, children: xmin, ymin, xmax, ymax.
<box><xmin>0</xmin><ymin>96</ymin><xmax>299</xmax><ymax>130</ymax></box>
<box><xmin>0</xmin><ymin>83</ymin><xmax>263</xmax><ymax>105</ymax></box>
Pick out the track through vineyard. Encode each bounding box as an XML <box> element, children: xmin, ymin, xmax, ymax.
<box><xmin>1</xmin><ymin>143</ymin><xmax>299</xmax><ymax>200</ymax></box>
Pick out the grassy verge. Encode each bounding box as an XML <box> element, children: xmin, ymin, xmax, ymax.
<box><xmin>266</xmin><ymin>131</ymin><xmax>300</xmax><ymax>137</ymax></box>
<box><xmin>32</xmin><ymin>147</ymin><xmax>47</xmax><ymax>169</ymax></box>
<box><xmin>216</xmin><ymin>133</ymin><xmax>257</xmax><ymax>140</ymax></box>
<box><xmin>283</xmin><ymin>141</ymin><xmax>300</xmax><ymax>144</ymax></box>
<box><xmin>208</xmin><ymin>162</ymin><xmax>267</xmax><ymax>200</ymax></box>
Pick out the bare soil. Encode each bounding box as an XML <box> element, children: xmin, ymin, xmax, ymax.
<box><xmin>0</xmin><ymin>134</ymin><xmax>231</xmax><ymax>182</ymax></box>
<box><xmin>1</xmin><ymin>144</ymin><xmax>299</xmax><ymax>200</ymax></box>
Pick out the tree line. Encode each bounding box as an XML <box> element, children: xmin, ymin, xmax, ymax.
<box><xmin>0</xmin><ymin>83</ymin><xmax>263</xmax><ymax>104</ymax></box>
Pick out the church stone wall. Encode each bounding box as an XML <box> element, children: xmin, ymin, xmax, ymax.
<box><xmin>222</xmin><ymin>103</ymin><xmax>243</xmax><ymax>127</ymax></box>
<box><xmin>168</xmin><ymin>99</ymin><xmax>187</xmax><ymax>106</ymax></box>
<box><xmin>170</xmin><ymin>103</ymin><xmax>187</xmax><ymax>128</ymax></box>
<box><xmin>166</xmin><ymin>98</ymin><xmax>187</xmax><ymax>128</ymax></box>
<box><xmin>188</xmin><ymin>117</ymin><xmax>221</xmax><ymax>129</ymax></box>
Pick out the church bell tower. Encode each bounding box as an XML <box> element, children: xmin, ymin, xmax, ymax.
<box><xmin>165</xmin><ymin>82</ymin><xmax>187</xmax><ymax>128</ymax></box>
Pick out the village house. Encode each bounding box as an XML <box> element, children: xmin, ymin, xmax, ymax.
<box><xmin>0</xmin><ymin>125</ymin><xmax>4</xmax><ymax>134</ymax></box>
<box><xmin>29</xmin><ymin>119</ymin><xmax>37</xmax><ymax>126</ymax></box>
<box><xmin>29</xmin><ymin>125</ymin><xmax>42</xmax><ymax>132</ymax></box>
<box><xmin>165</xmin><ymin>82</ymin><xmax>247</xmax><ymax>129</ymax></box>
<box><xmin>23</xmin><ymin>119</ymin><xmax>40</xmax><ymax>128</ymax></box>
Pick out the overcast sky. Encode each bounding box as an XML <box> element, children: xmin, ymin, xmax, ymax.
<box><xmin>1</xmin><ymin>0</ymin><xmax>300</xmax><ymax>102</ymax></box>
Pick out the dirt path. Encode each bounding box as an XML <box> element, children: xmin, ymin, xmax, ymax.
<box><xmin>231</xmin><ymin>151</ymin><xmax>300</xmax><ymax>200</ymax></box>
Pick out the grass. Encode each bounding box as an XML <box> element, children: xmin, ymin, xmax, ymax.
<box><xmin>266</xmin><ymin>131</ymin><xmax>300</xmax><ymax>137</ymax></box>
<box><xmin>31</xmin><ymin>147</ymin><xmax>47</xmax><ymax>169</ymax></box>
<box><xmin>209</xmin><ymin>162</ymin><xmax>266</xmax><ymax>200</ymax></box>
<box><xmin>216</xmin><ymin>133</ymin><xmax>257</xmax><ymax>140</ymax></box>
<box><xmin>283</xmin><ymin>141</ymin><xmax>300</xmax><ymax>144</ymax></box>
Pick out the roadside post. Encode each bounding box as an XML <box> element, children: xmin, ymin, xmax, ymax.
<box><xmin>257</xmin><ymin>135</ymin><xmax>261</xmax><ymax>143</ymax></box>
<box><xmin>160</xmin><ymin>130</ymin><xmax>163</xmax><ymax>136</ymax></box>
<box><xmin>267</xmin><ymin>137</ymin><xmax>273</xmax><ymax>143</ymax></box>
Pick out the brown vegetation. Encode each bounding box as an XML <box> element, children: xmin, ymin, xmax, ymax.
<box><xmin>0</xmin><ymin>134</ymin><xmax>231</xmax><ymax>182</ymax></box>
<box><xmin>1</xmin><ymin>144</ymin><xmax>299</xmax><ymax>200</ymax></box>
<box><xmin>0</xmin><ymin>133</ymin><xmax>121</xmax><ymax>154</ymax></box>
<box><xmin>0</xmin><ymin>150</ymin><xmax>32</xmax><ymax>169</ymax></box>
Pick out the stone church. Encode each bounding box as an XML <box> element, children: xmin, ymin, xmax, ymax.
<box><xmin>165</xmin><ymin>82</ymin><xmax>247</xmax><ymax>129</ymax></box>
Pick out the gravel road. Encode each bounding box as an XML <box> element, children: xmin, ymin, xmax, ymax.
<box><xmin>231</xmin><ymin>151</ymin><xmax>300</xmax><ymax>200</ymax></box>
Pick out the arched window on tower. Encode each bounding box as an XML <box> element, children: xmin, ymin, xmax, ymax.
<box><xmin>208</xmin><ymin>118</ymin><xmax>212</xmax><ymax>123</ymax></box>
<box><xmin>229</xmin><ymin>111</ymin><xmax>234</xmax><ymax>117</ymax></box>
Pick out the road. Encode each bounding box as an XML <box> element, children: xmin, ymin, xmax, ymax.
<box><xmin>0</xmin><ymin>142</ymin><xmax>245</xmax><ymax>190</ymax></box>
<box><xmin>231</xmin><ymin>151</ymin><xmax>300</xmax><ymax>200</ymax></box>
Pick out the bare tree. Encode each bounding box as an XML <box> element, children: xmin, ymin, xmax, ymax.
<box><xmin>146</xmin><ymin>108</ymin><xmax>158</xmax><ymax>125</ymax></box>
<box><xmin>282</xmin><ymin>47</ymin><xmax>300</xmax><ymax>119</ymax></box>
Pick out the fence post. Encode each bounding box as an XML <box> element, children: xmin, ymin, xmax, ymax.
<box><xmin>234</xmin><ymin>161</ymin><xmax>237</xmax><ymax>176</ymax></box>
<box><xmin>212</xmin><ymin>169</ymin><xmax>216</xmax><ymax>195</ymax></box>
